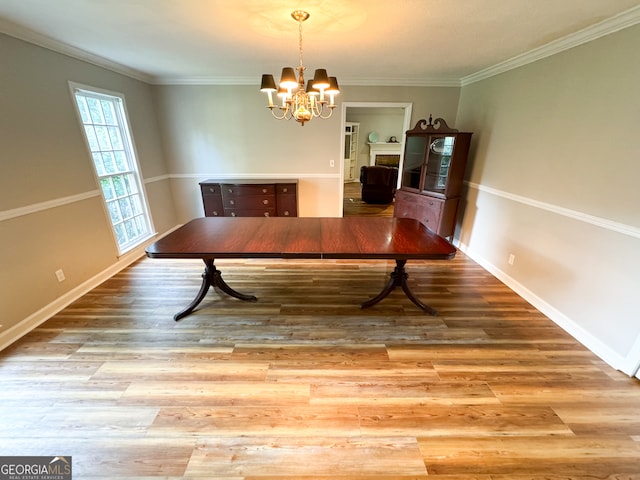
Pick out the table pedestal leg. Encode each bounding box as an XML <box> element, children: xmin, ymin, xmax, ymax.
<box><xmin>361</xmin><ymin>259</ymin><xmax>437</xmax><ymax>315</ymax></box>
<box><xmin>174</xmin><ymin>259</ymin><xmax>257</xmax><ymax>321</ymax></box>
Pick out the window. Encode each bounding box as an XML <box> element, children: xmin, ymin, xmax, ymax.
<box><xmin>71</xmin><ymin>84</ymin><xmax>153</xmax><ymax>254</ymax></box>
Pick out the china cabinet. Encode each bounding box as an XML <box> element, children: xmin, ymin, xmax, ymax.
<box><xmin>394</xmin><ymin>116</ymin><xmax>472</xmax><ymax>237</ymax></box>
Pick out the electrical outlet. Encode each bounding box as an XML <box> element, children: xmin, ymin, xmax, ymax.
<box><xmin>329</xmin><ymin>159</ymin><xmax>335</xmax><ymax>167</ymax></box>
<box><xmin>508</xmin><ymin>253</ymin><xmax>516</xmax><ymax>266</ymax></box>
<box><xmin>55</xmin><ymin>269</ymin><xmax>66</xmax><ymax>282</ymax></box>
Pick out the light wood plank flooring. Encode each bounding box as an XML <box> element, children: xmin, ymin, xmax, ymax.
<box><xmin>343</xmin><ymin>181</ymin><xmax>394</xmax><ymax>217</ymax></box>
<box><xmin>1</xmin><ymin>254</ymin><xmax>639</xmax><ymax>478</ymax></box>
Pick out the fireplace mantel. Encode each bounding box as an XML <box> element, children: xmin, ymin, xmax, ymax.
<box><xmin>368</xmin><ymin>142</ymin><xmax>402</xmax><ymax>166</ymax></box>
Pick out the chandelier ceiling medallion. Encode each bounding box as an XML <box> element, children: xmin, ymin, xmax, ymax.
<box><xmin>260</xmin><ymin>10</ymin><xmax>339</xmax><ymax>126</ymax></box>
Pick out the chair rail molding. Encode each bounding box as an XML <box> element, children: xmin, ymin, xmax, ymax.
<box><xmin>466</xmin><ymin>182</ymin><xmax>640</xmax><ymax>239</ymax></box>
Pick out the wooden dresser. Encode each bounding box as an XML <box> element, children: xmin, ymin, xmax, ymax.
<box><xmin>199</xmin><ymin>179</ymin><xmax>298</xmax><ymax>217</ymax></box>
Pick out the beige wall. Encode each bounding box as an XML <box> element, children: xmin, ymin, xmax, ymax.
<box><xmin>456</xmin><ymin>24</ymin><xmax>640</xmax><ymax>374</ymax></box>
<box><xmin>153</xmin><ymin>84</ymin><xmax>461</xmax><ymax>221</ymax></box>
<box><xmin>0</xmin><ymin>34</ymin><xmax>176</xmax><ymax>337</ymax></box>
<box><xmin>153</xmin><ymin>84</ymin><xmax>343</xmax><ymax>219</ymax></box>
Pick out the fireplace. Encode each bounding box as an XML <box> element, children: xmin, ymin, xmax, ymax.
<box><xmin>368</xmin><ymin>142</ymin><xmax>402</xmax><ymax>167</ymax></box>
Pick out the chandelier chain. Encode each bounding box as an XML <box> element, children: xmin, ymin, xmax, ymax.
<box><xmin>298</xmin><ymin>19</ymin><xmax>304</xmax><ymax>69</ymax></box>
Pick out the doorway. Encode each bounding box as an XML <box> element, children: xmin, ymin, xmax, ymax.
<box><xmin>339</xmin><ymin>102</ymin><xmax>412</xmax><ymax>216</ymax></box>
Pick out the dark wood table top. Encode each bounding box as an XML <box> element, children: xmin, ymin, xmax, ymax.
<box><xmin>146</xmin><ymin>217</ymin><xmax>456</xmax><ymax>260</ymax></box>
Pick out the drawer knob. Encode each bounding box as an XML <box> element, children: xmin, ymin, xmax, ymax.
<box><xmin>429</xmin><ymin>201</ymin><xmax>434</xmax><ymax>205</ymax></box>
<box><xmin>228</xmin><ymin>188</ymin><xmax>233</xmax><ymax>193</ymax></box>
<box><xmin>264</xmin><ymin>212</ymin><xmax>270</xmax><ymax>217</ymax></box>
<box><xmin>229</xmin><ymin>200</ymin><xmax>235</xmax><ymax>205</ymax></box>
<box><xmin>230</xmin><ymin>212</ymin><xmax>236</xmax><ymax>217</ymax></box>
<box><xmin>212</xmin><ymin>211</ymin><xmax>218</xmax><ymax>216</ymax></box>
<box><xmin>263</xmin><ymin>199</ymin><xmax>269</xmax><ymax>205</ymax></box>
<box><xmin>283</xmin><ymin>188</ymin><xmax>288</xmax><ymax>193</ymax></box>
<box><xmin>283</xmin><ymin>211</ymin><xmax>290</xmax><ymax>216</ymax></box>
<box><xmin>209</xmin><ymin>187</ymin><xmax>215</xmax><ymax>193</ymax></box>
<box><xmin>262</xmin><ymin>188</ymin><xmax>267</xmax><ymax>193</ymax></box>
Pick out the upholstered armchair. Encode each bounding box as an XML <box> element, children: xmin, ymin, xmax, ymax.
<box><xmin>360</xmin><ymin>165</ymin><xmax>398</xmax><ymax>204</ymax></box>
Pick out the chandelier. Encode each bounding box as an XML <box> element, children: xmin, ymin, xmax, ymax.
<box><xmin>260</xmin><ymin>10</ymin><xmax>340</xmax><ymax>126</ymax></box>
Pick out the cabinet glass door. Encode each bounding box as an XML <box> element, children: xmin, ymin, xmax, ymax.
<box><xmin>422</xmin><ymin>136</ymin><xmax>455</xmax><ymax>194</ymax></box>
<box><xmin>402</xmin><ymin>136</ymin><xmax>427</xmax><ymax>190</ymax></box>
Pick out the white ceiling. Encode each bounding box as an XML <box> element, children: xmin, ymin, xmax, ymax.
<box><xmin>1</xmin><ymin>0</ymin><xmax>639</xmax><ymax>86</ymax></box>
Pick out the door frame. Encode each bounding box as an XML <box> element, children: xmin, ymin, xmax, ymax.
<box><xmin>339</xmin><ymin>102</ymin><xmax>413</xmax><ymax>216</ymax></box>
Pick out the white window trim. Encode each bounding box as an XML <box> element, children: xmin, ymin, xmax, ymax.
<box><xmin>68</xmin><ymin>81</ymin><xmax>155</xmax><ymax>256</ymax></box>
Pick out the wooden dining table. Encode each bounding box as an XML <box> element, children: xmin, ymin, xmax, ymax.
<box><xmin>145</xmin><ymin>216</ymin><xmax>457</xmax><ymax>320</ymax></box>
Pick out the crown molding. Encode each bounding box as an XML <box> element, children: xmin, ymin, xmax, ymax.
<box><xmin>0</xmin><ymin>19</ymin><xmax>153</xmax><ymax>83</ymax></box>
<box><xmin>151</xmin><ymin>76</ymin><xmax>260</xmax><ymax>86</ymax></box>
<box><xmin>461</xmin><ymin>4</ymin><xmax>640</xmax><ymax>86</ymax></box>
<box><xmin>337</xmin><ymin>77</ymin><xmax>463</xmax><ymax>88</ymax></box>
<box><xmin>150</xmin><ymin>75</ymin><xmax>462</xmax><ymax>87</ymax></box>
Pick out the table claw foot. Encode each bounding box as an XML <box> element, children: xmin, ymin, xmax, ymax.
<box><xmin>173</xmin><ymin>259</ymin><xmax>256</xmax><ymax>321</ymax></box>
<box><xmin>361</xmin><ymin>259</ymin><xmax>438</xmax><ymax>315</ymax></box>
<box><xmin>212</xmin><ymin>268</ymin><xmax>257</xmax><ymax>302</ymax></box>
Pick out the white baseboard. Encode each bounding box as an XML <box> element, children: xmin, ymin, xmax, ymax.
<box><xmin>0</xmin><ymin>226</ymin><xmax>181</xmax><ymax>352</ymax></box>
<box><xmin>622</xmin><ymin>334</ymin><xmax>640</xmax><ymax>378</ymax></box>
<box><xmin>457</xmin><ymin>242</ymin><xmax>629</xmax><ymax>375</ymax></box>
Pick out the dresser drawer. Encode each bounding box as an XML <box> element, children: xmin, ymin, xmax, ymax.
<box><xmin>225</xmin><ymin>208</ymin><xmax>276</xmax><ymax>217</ymax></box>
<box><xmin>277</xmin><ymin>195</ymin><xmax>297</xmax><ymax>217</ymax></box>
<box><xmin>222</xmin><ymin>195</ymin><xmax>276</xmax><ymax>209</ymax></box>
<box><xmin>200</xmin><ymin>184</ymin><xmax>221</xmax><ymax>196</ymax></box>
<box><xmin>221</xmin><ymin>184</ymin><xmax>275</xmax><ymax>197</ymax></box>
<box><xmin>394</xmin><ymin>190</ymin><xmax>443</xmax><ymax>232</ymax></box>
<box><xmin>200</xmin><ymin>183</ymin><xmax>224</xmax><ymax>217</ymax></box>
<box><xmin>202</xmin><ymin>194</ymin><xmax>224</xmax><ymax>217</ymax></box>
<box><xmin>415</xmin><ymin>200</ymin><xmax>443</xmax><ymax>231</ymax></box>
<box><xmin>394</xmin><ymin>195</ymin><xmax>419</xmax><ymax>219</ymax></box>
<box><xmin>276</xmin><ymin>183</ymin><xmax>297</xmax><ymax>195</ymax></box>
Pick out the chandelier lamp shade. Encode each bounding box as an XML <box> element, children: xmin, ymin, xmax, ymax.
<box><xmin>260</xmin><ymin>10</ymin><xmax>339</xmax><ymax>126</ymax></box>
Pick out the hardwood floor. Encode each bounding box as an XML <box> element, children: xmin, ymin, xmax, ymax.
<box><xmin>1</xmin><ymin>254</ymin><xmax>640</xmax><ymax>478</ymax></box>
<box><xmin>343</xmin><ymin>181</ymin><xmax>394</xmax><ymax>217</ymax></box>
